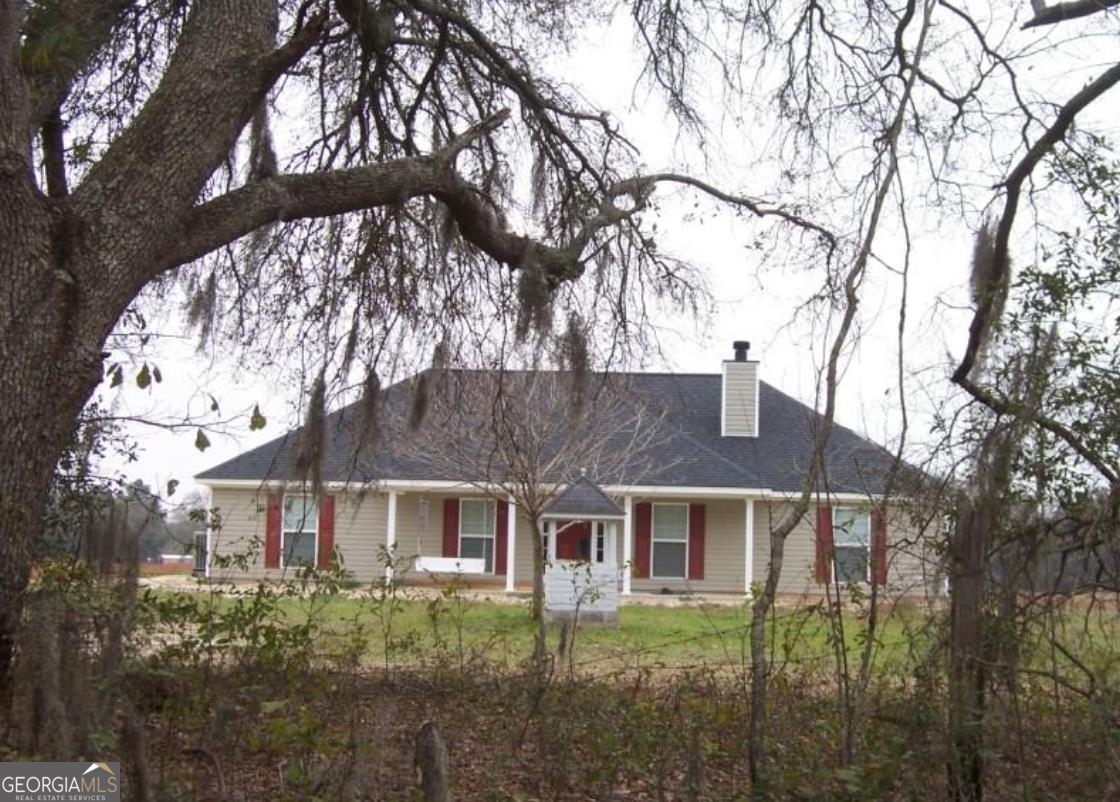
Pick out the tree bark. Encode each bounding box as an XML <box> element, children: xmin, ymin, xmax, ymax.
<box><xmin>948</xmin><ymin>499</ymin><xmax>989</xmax><ymax>802</ymax></box>
<box><xmin>0</xmin><ymin>244</ymin><xmax>110</xmax><ymax>685</ymax></box>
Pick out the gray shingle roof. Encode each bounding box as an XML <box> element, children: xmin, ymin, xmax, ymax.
<box><xmin>195</xmin><ymin>370</ymin><xmax>904</xmax><ymax>494</ymax></box>
<box><xmin>543</xmin><ymin>475</ymin><xmax>626</xmax><ymax>519</ymax></box>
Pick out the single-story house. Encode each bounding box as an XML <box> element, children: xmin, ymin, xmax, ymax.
<box><xmin>195</xmin><ymin>342</ymin><xmax>937</xmax><ymax>596</ymax></box>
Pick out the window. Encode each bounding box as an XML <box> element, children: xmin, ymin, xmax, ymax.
<box><xmin>833</xmin><ymin>508</ymin><xmax>870</xmax><ymax>584</ymax></box>
<box><xmin>459</xmin><ymin>498</ymin><xmax>495</xmax><ymax>573</ymax></box>
<box><xmin>283</xmin><ymin>495</ymin><xmax>318</xmax><ymax>568</ymax></box>
<box><xmin>652</xmin><ymin>503</ymin><xmax>688</xmax><ymax>579</ymax></box>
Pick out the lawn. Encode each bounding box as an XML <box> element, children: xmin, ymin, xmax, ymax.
<box><xmin>147</xmin><ymin>580</ymin><xmax>938</xmax><ymax>678</ymax></box>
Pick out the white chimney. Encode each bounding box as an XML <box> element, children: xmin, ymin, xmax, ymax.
<box><xmin>722</xmin><ymin>340</ymin><xmax>759</xmax><ymax>437</ymax></box>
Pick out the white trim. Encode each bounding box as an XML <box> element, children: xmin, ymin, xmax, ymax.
<box><xmin>650</xmin><ymin>502</ymin><xmax>689</xmax><ymax>580</ymax></box>
<box><xmin>603</xmin><ymin>485</ymin><xmax>772</xmax><ymax>498</ymax></box>
<box><xmin>744</xmin><ymin>498</ymin><xmax>755</xmax><ymax>594</ymax></box>
<box><xmin>459</xmin><ymin>497</ymin><xmax>496</xmax><ymax>574</ymax></box>
<box><xmin>545</xmin><ymin>520</ymin><xmax>558</xmax><ymax>562</ymax></box>
<box><xmin>199</xmin><ymin>478</ymin><xmax>882</xmax><ymax>506</ymax></box>
<box><xmin>720</xmin><ymin>361</ymin><xmax>728</xmax><ymax>437</ymax></box>
<box><xmin>832</xmin><ymin>506</ymin><xmax>872</xmax><ymax>584</ymax></box>
<box><xmin>280</xmin><ymin>493</ymin><xmax>319</xmax><ymax>570</ymax></box>
<box><xmin>199</xmin><ymin>477</ymin><xmax>775</xmax><ymax>498</ymax></box>
<box><xmin>202</xmin><ymin>486</ymin><xmax>213</xmax><ymax>578</ymax></box>
<box><xmin>385</xmin><ymin>490</ymin><xmax>398</xmax><ymax>582</ymax></box>
<box><xmin>753</xmin><ymin>366</ymin><xmax>761</xmax><ymax>437</ymax></box>
<box><xmin>622</xmin><ymin>496</ymin><xmax>633</xmax><ymax>595</ymax></box>
<box><xmin>540</xmin><ymin>511</ymin><xmax>626</xmax><ymax>520</ymax></box>
<box><xmin>505</xmin><ymin>498</ymin><xmax>517</xmax><ymax>591</ymax></box>
<box><xmin>415</xmin><ymin>556</ymin><xmax>486</xmax><ymax>574</ymax></box>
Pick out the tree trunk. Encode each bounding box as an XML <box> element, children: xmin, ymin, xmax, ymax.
<box><xmin>531</xmin><ymin>519</ymin><xmax>545</xmax><ymax>622</ymax></box>
<box><xmin>747</xmin><ymin>526</ymin><xmax>788</xmax><ymax>798</ymax></box>
<box><xmin>948</xmin><ymin>498</ymin><xmax>989</xmax><ymax>802</ymax></box>
<box><xmin>0</xmin><ymin>209</ymin><xmax>113</xmax><ymax>687</ymax></box>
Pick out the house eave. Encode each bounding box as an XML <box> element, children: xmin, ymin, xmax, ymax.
<box><xmin>197</xmin><ymin>477</ymin><xmax>891</xmax><ymax>504</ymax></box>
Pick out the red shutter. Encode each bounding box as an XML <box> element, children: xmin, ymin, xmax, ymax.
<box><xmin>442</xmin><ymin>498</ymin><xmax>459</xmax><ymax>557</ymax></box>
<box><xmin>815</xmin><ymin>505</ymin><xmax>833</xmax><ymax>583</ymax></box>
<box><xmin>265</xmin><ymin>492</ymin><xmax>282</xmax><ymax>568</ymax></box>
<box><xmin>634</xmin><ymin>502</ymin><xmax>652</xmax><ymax>578</ymax></box>
<box><xmin>688</xmin><ymin>504</ymin><xmax>706</xmax><ymax>580</ymax></box>
<box><xmin>871</xmin><ymin>508</ymin><xmax>888</xmax><ymax>586</ymax></box>
<box><xmin>317</xmin><ymin>494</ymin><xmax>335</xmax><ymax>569</ymax></box>
<box><xmin>495</xmin><ymin>499</ymin><xmax>509</xmax><ymax>575</ymax></box>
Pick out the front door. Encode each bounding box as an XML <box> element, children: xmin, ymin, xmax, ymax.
<box><xmin>556</xmin><ymin>521</ymin><xmax>591</xmax><ymax>560</ymax></box>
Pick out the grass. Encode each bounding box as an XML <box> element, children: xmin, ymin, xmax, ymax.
<box><xmin>154</xmin><ymin>581</ymin><xmax>939</xmax><ymax>677</ymax></box>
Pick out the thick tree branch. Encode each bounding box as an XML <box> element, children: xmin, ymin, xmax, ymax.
<box><xmin>259</xmin><ymin>6</ymin><xmax>331</xmax><ymax>85</ymax></box>
<box><xmin>75</xmin><ymin>1</ymin><xmax>285</xmax><ymax>276</ymax></box>
<box><xmin>0</xmin><ymin>0</ymin><xmax>29</xmax><ymax>160</ymax></box>
<box><xmin>168</xmin><ymin>118</ymin><xmax>837</xmax><ymax>294</ymax></box>
<box><xmin>41</xmin><ymin>108</ymin><xmax>68</xmax><ymax>198</ymax></box>
<box><xmin>1023</xmin><ymin>0</ymin><xmax>1120</xmax><ymax>29</ymax></box>
<box><xmin>952</xmin><ymin>61</ymin><xmax>1120</xmax><ymax>385</ymax></box>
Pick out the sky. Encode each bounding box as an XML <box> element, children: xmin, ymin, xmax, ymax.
<box><xmin>96</xmin><ymin>4</ymin><xmax>1120</xmax><ymax>509</ymax></box>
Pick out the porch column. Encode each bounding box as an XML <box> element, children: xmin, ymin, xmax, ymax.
<box><xmin>385</xmin><ymin>490</ymin><xmax>398</xmax><ymax>582</ymax></box>
<box><xmin>744</xmin><ymin>498</ymin><xmax>755</xmax><ymax>595</ymax></box>
<box><xmin>547</xmin><ymin>520</ymin><xmax>558</xmax><ymax>562</ymax></box>
<box><xmin>622</xmin><ymin>495</ymin><xmax>633</xmax><ymax>595</ymax></box>
<box><xmin>505</xmin><ymin>497</ymin><xmax>517</xmax><ymax>592</ymax></box>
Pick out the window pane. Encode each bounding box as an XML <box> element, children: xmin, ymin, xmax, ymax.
<box><xmin>284</xmin><ymin>496</ymin><xmax>318</xmax><ymax>532</ymax></box>
<box><xmin>460</xmin><ymin>536</ymin><xmax>494</xmax><ymax>572</ymax></box>
<box><xmin>460</xmin><ymin>499</ymin><xmax>493</xmax><ymax>536</ymax></box>
<box><xmin>653</xmin><ymin>541</ymin><xmax>686</xmax><ymax>578</ymax></box>
<box><xmin>285</xmin><ymin>531</ymin><xmax>316</xmax><ymax>567</ymax></box>
<box><xmin>653</xmin><ymin>505</ymin><xmax>687</xmax><ymax>541</ymax></box>
<box><xmin>834</xmin><ymin>509</ymin><xmax>869</xmax><ymax>546</ymax></box>
<box><xmin>834</xmin><ymin>545</ymin><xmax>868</xmax><ymax>583</ymax></box>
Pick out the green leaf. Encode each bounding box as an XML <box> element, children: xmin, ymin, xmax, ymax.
<box><xmin>108</xmin><ymin>364</ymin><xmax>123</xmax><ymax>388</ymax></box>
<box><xmin>152</xmin><ymin>365</ymin><xmax>162</xmax><ymax>383</ymax></box>
<box><xmin>166</xmin><ymin>479</ymin><xmax>179</xmax><ymax>497</ymax></box>
<box><xmin>136</xmin><ymin>363</ymin><xmax>151</xmax><ymax>389</ymax></box>
<box><xmin>249</xmin><ymin>404</ymin><xmax>267</xmax><ymax>431</ymax></box>
<box><xmin>209</xmin><ymin>394</ymin><xmax>220</xmax><ymax>413</ymax></box>
<box><xmin>194</xmin><ymin>429</ymin><xmax>211</xmax><ymax>452</ymax></box>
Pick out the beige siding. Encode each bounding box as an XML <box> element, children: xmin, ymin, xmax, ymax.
<box><xmin>885</xmin><ymin>507</ymin><xmax>940</xmax><ymax>595</ymax></box>
<box><xmin>513</xmin><ymin>507</ymin><xmax>538</xmax><ymax>583</ymax></box>
<box><xmin>206</xmin><ymin>487</ymin><xmax>937</xmax><ymax>595</ymax></box>
<box><xmin>208</xmin><ymin>487</ymin><xmax>269</xmax><ymax>580</ymax></box>
<box><xmin>208</xmin><ymin>487</ymin><xmax>389</xmax><ymax>582</ymax></box>
<box><xmin>393</xmin><ymin>490</ymin><xmax>514</xmax><ymax>582</ymax></box>
<box><xmin>333</xmin><ymin>491</ymin><xmax>387</xmax><ymax>580</ymax></box>
<box><xmin>392</xmin><ymin>491</ymin><xmax>451</xmax><ymax>573</ymax></box>
<box><xmin>756</xmin><ymin>501</ymin><xmax>820</xmax><ymax>596</ymax></box>
<box><xmin>755</xmin><ymin>500</ymin><xmax>938</xmax><ymax>598</ymax></box>
<box><xmin>630</xmin><ymin>498</ymin><xmax>748</xmax><ymax>594</ymax></box>
<box><xmin>722</xmin><ymin>361</ymin><xmax>758</xmax><ymax>437</ymax></box>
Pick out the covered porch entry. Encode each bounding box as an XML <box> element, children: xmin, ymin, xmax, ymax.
<box><xmin>541</xmin><ymin>475</ymin><xmax>626</xmax><ymax>624</ymax></box>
